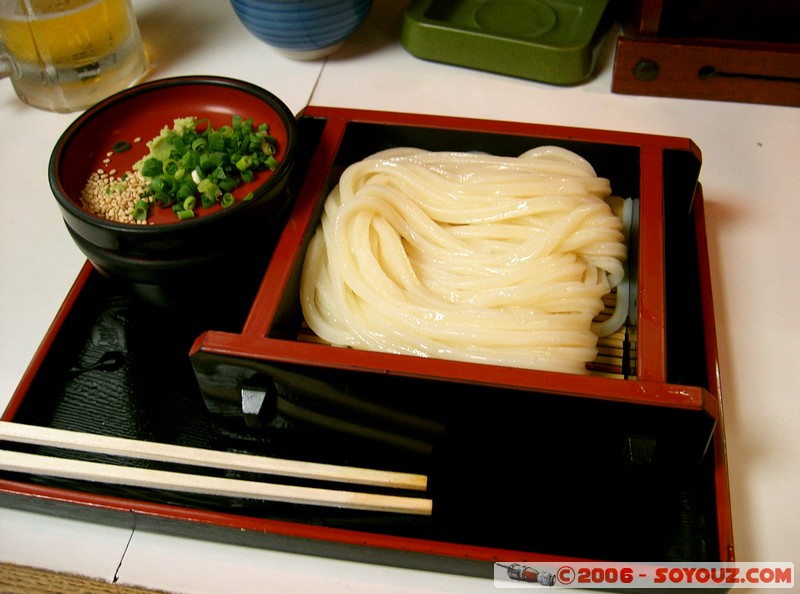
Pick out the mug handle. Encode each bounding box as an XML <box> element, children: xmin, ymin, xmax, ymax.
<box><xmin>1</xmin><ymin>49</ymin><xmax>18</xmax><ymax>79</ymax></box>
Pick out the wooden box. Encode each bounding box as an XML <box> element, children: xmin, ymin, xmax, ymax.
<box><xmin>612</xmin><ymin>0</ymin><xmax>800</xmax><ymax>106</ymax></box>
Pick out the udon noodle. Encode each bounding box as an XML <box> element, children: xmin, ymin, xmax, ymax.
<box><xmin>299</xmin><ymin>146</ymin><xmax>627</xmax><ymax>375</ymax></box>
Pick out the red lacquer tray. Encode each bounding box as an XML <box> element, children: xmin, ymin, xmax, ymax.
<box><xmin>1</xmin><ymin>108</ymin><xmax>734</xmax><ymax>579</ymax></box>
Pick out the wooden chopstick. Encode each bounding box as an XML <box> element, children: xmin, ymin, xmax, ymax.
<box><xmin>0</xmin><ymin>449</ymin><xmax>432</xmax><ymax>515</ymax></box>
<box><xmin>0</xmin><ymin>421</ymin><xmax>426</xmax><ymax>491</ymax></box>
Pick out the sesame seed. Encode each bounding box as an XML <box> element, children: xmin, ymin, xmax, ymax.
<box><xmin>80</xmin><ymin>168</ymin><xmax>148</xmax><ymax>224</ymax></box>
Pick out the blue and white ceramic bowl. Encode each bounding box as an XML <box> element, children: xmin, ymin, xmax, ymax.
<box><xmin>230</xmin><ymin>0</ymin><xmax>373</xmax><ymax>60</ymax></box>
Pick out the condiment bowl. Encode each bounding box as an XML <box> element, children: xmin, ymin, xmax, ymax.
<box><xmin>49</xmin><ymin>75</ymin><xmax>298</xmax><ymax>308</ymax></box>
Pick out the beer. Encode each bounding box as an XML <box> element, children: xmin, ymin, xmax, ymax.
<box><xmin>0</xmin><ymin>0</ymin><xmax>147</xmax><ymax>112</ymax></box>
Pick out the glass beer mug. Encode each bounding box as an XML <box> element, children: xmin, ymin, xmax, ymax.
<box><xmin>0</xmin><ymin>0</ymin><xmax>147</xmax><ymax>112</ymax></box>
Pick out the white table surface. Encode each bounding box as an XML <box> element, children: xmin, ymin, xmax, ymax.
<box><xmin>2</xmin><ymin>1</ymin><xmax>799</xmax><ymax>592</ymax></box>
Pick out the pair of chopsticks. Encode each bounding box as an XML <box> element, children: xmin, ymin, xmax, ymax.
<box><xmin>0</xmin><ymin>421</ymin><xmax>431</xmax><ymax>515</ymax></box>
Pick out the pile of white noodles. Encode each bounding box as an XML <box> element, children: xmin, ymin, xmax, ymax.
<box><xmin>299</xmin><ymin>146</ymin><xmax>627</xmax><ymax>375</ymax></box>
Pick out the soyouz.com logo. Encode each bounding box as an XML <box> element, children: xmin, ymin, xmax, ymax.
<box><xmin>493</xmin><ymin>562</ymin><xmax>794</xmax><ymax>589</ymax></box>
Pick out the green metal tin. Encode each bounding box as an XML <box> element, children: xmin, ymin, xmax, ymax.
<box><xmin>401</xmin><ymin>0</ymin><xmax>614</xmax><ymax>85</ymax></box>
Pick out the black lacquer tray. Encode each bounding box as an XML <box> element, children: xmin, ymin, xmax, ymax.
<box><xmin>0</xmin><ymin>109</ymin><xmax>734</xmax><ymax>580</ymax></box>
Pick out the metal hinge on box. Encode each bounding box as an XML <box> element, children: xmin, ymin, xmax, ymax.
<box><xmin>611</xmin><ymin>0</ymin><xmax>800</xmax><ymax>106</ymax></box>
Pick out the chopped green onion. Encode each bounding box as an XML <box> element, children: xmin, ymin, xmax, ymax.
<box><xmin>201</xmin><ymin>193</ymin><xmax>216</xmax><ymax>209</ymax></box>
<box><xmin>176</xmin><ymin>209</ymin><xmax>195</xmax><ymax>220</ymax></box>
<box><xmin>218</xmin><ymin>177</ymin><xmax>238</xmax><ymax>192</ymax></box>
<box><xmin>113</xmin><ymin>141</ymin><xmax>132</xmax><ymax>153</ymax></box>
<box><xmin>191</xmin><ymin>167</ymin><xmax>204</xmax><ymax>184</ymax></box>
<box><xmin>235</xmin><ymin>155</ymin><xmax>253</xmax><ymax>171</ymax></box>
<box><xmin>164</xmin><ymin>160</ymin><xmax>179</xmax><ymax>176</ymax></box>
<box><xmin>132</xmin><ymin>199</ymin><xmax>149</xmax><ymax>221</ymax></box>
<box><xmin>140</xmin><ymin>158</ymin><xmax>163</xmax><ymax>178</ymax></box>
<box><xmin>175</xmin><ymin>183</ymin><xmax>196</xmax><ymax>202</ymax></box>
<box><xmin>149</xmin><ymin>176</ymin><xmax>172</xmax><ymax>194</ymax></box>
<box><xmin>132</xmin><ymin>114</ymin><xmax>279</xmax><ymax>222</ymax></box>
<box><xmin>154</xmin><ymin>192</ymin><xmax>172</xmax><ymax>208</ymax></box>
<box><xmin>197</xmin><ymin>178</ymin><xmax>220</xmax><ymax>199</ymax></box>
<box><xmin>170</xmin><ymin>136</ymin><xmax>186</xmax><ymax>152</ymax></box>
<box><xmin>181</xmin><ymin>151</ymin><xmax>198</xmax><ymax>170</ymax></box>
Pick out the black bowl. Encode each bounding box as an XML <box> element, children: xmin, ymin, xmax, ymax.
<box><xmin>49</xmin><ymin>76</ymin><xmax>298</xmax><ymax>308</ymax></box>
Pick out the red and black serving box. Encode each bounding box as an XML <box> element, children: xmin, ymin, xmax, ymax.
<box><xmin>1</xmin><ymin>107</ymin><xmax>734</xmax><ymax>581</ymax></box>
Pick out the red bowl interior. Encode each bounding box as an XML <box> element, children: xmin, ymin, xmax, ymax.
<box><xmin>55</xmin><ymin>77</ymin><xmax>293</xmax><ymax>226</ymax></box>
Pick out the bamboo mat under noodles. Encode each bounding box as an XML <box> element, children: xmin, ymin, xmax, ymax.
<box><xmin>297</xmin><ymin>289</ymin><xmax>637</xmax><ymax>379</ymax></box>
